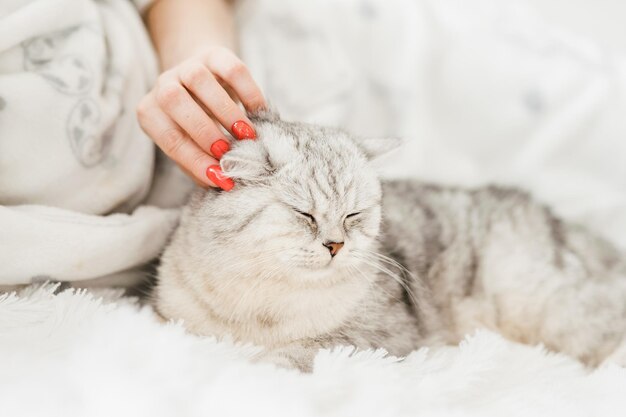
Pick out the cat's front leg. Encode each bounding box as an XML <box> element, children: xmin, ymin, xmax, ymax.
<box><xmin>256</xmin><ymin>341</ymin><xmax>319</xmax><ymax>372</ymax></box>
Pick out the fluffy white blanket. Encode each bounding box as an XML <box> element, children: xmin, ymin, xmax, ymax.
<box><xmin>1</xmin><ymin>284</ymin><xmax>625</xmax><ymax>417</ymax></box>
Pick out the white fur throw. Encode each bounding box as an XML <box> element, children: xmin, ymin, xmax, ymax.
<box><xmin>1</xmin><ymin>284</ymin><xmax>624</xmax><ymax>417</ymax></box>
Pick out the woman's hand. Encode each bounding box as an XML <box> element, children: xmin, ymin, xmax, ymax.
<box><xmin>137</xmin><ymin>47</ymin><xmax>266</xmax><ymax>190</ymax></box>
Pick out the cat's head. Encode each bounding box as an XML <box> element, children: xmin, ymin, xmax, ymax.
<box><xmin>187</xmin><ymin>111</ymin><xmax>398</xmax><ymax>283</ymax></box>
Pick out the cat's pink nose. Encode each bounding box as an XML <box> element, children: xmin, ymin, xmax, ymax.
<box><xmin>323</xmin><ymin>241</ymin><xmax>344</xmax><ymax>257</ymax></box>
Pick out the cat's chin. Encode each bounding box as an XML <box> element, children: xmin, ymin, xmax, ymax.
<box><xmin>289</xmin><ymin>261</ymin><xmax>355</xmax><ymax>283</ymax></box>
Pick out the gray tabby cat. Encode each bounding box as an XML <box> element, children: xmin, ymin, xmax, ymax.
<box><xmin>154</xmin><ymin>111</ymin><xmax>626</xmax><ymax>371</ymax></box>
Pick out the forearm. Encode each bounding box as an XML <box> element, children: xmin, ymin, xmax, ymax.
<box><xmin>145</xmin><ymin>0</ymin><xmax>236</xmax><ymax>70</ymax></box>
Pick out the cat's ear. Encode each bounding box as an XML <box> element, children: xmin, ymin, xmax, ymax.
<box><xmin>355</xmin><ymin>137</ymin><xmax>403</xmax><ymax>161</ymax></box>
<box><xmin>220</xmin><ymin>141</ymin><xmax>273</xmax><ymax>184</ymax></box>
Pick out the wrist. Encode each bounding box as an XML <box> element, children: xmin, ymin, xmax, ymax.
<box><xmin>146</xmin><ymin>0</ymin><xmax>236</xmax><ymax>71</ymax></box>
<box><xmin>157</xmin><ymin>41</ymin><xmax>222</xmax><ymax>71</ymax></box>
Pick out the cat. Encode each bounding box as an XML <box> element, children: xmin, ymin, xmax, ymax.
<box><xmin>154</xmin><ymin>111</ymin><xmax>626</xmax><ymax>371</ymax></box>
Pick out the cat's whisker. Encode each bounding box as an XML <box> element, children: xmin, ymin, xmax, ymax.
<box><xmin>353</xmin><ymin>249</ymin><xmax>417</xmax><ymax>289</ymax></box>
<box><xmin>351</xmin><ymin>253</ymin><xmax>420</xmax><ymax>309</ymax></box>
<box><xmin>354</xmin><ymin>249</ymin><xmax>415</xmax><ymax>278</ymax></box>
<box><xmin>348</xmin><ymin>264</ymin><xmax>376</xmax><ymax>318</ymax></box>
<box><xmin>352</xmin><ymin>262</ymin><xmax>407</xmax><ymax>308</ymax></box>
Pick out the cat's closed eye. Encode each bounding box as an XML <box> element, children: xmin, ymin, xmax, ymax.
<box><xmin>344</xmin><ymin>212</ymin><xmax>361</xmax><ymax>228</ymax></box>
<box><xmin>294</xmin><ymin>209</ymin><xmax>316</xmax><ymax>223</ymax></box>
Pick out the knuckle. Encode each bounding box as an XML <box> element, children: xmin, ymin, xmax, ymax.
<box><xmin>180</xmin><ymin>64</ymin><xmax>208</xmax><ymax>86</ymax></box>
<box><xmin>156</xmin><ymin>83</ymin><xmax>183</xmax><ymax>107</ymax></box>
<box><xmin>195</xmin><ymin>122</ymin><xmax>215</xmax><ymax>140</ymax></box>
<box><xmin>205</xmin><ymin>46</ymin><xmax>229</xmax><ymax>61</ymax></box>
<box><xmin>160</xmin><ymin>128</ymin><xmax>186</xmax><ymax>155</ymax></box>
<box><xmin>156</xmin><ymin>70</ymin><xmax>175</xmax><ymax>87</ymax></box>
<box><xmin>223</xmin><ymin>61</ymin><xmax>247</xmax><ymax>82</ymax></box>
<box><xmin>135</xmin><ymin>99</ymin><xmax>150</xmax><ymax>121</ymax></box>
<box><xmin>214</xmin><ymin>100</ymin><xmax>238</xmax><ymax>120</ymax></box>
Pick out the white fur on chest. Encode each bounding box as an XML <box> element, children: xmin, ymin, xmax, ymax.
<box><xmin>156</xmin><ymin>258</ymin><xmax>371</xmax><ymax>348</ymax></box>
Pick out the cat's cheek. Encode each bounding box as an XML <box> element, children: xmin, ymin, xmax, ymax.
<box><xmin>348</xmin><ymin>217</ymin><xmax>380</xmax><ymax>241</ymax></box>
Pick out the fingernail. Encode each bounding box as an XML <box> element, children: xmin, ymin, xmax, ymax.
<box><xmin>210</xmin><ymin>139</ymin><xmax>230</xmax><ymax>159</ymax></box>
<box><xmin>232</xmin><ymin>120</ymin><xmax>256</xmax><ymax>140</ymax></box>
<box><xmin>206</xmin><ymin>165</ymin><xmax>234</xmax><ymax>191</ymax></box>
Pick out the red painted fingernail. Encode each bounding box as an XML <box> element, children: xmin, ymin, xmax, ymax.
<box><xmin>206</xmin><ymin>165</ymin><xmax>234</xmax><ymax>191</ymax></box>
<box><xmin>232</xmin><ymin>120</ymin><xmax>256</xmax><ymax>140</ymax></box>
<box><xmin>210</xmin><ymin>139</ymin><xmax>230</xmax><ymax>159</ymax></box>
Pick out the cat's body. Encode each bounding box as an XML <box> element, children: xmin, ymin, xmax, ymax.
<box><xmin>155</xmin><ymin>112</ymin><xmax>626</xmax><ymax>370</ymax></box>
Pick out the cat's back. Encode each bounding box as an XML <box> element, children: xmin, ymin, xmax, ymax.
<box><xmin>380</xmin><ymin>181</ymin><xmax>550</xmax><ymax>337</ymax></box>
<box><xmin>380</xmin><ymin>179</ymin><xmax>625</xmax><ymax>339</ymax></box>
<box><xmin>380</xmin><ymin>180</ymin><xmax>543</xmax><ymax>260</ymax></box>
<box><xmin>380</xmin><ymin>179</ymin><xmax>621</xmax><ymax>269</ymax></box>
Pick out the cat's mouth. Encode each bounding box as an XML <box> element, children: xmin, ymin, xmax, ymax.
<box><xmin>303</xmin><ymin>259</ymin><xmax>334</xmax><ymax>270</ymax></box>
<box><xmin>293</xmin><ymin>255</ymin><xmax>341</xmax><ymax>272</ymax></box>
<box><xmin>322</xmin><ymin>253</ymin><xmax>347</xmax><ymax>269</ymax></box>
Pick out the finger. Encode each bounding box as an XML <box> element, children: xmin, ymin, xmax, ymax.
<box><xmin>179</xmin><ymin>62</ymin><xmax>255</xmax><ymax>140</ymax></box>
<box><xmin>154</xmin><ymin>75</ymin><xmax>228</xmax><ymax>156</ymax></box>
<box><xmin>137</xmin><ymin>96</ymin><xmax>232</xmax><ymax>190</ymax></box>
<box><xmin>204</xmin><ymin>49</ymin><xmax>267</xmax><ymax>112</ymax></box>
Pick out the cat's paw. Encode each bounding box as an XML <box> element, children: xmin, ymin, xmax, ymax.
<box><xmin>254</xmin><ymin>347</ymin><xmax>315</xmax><ymax>372</ymax></box>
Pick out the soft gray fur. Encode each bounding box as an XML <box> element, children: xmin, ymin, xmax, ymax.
<box><xmin>155</xmin><ymin>112</ymin><xmax>626</xmax><ymax>371</ymax></box>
